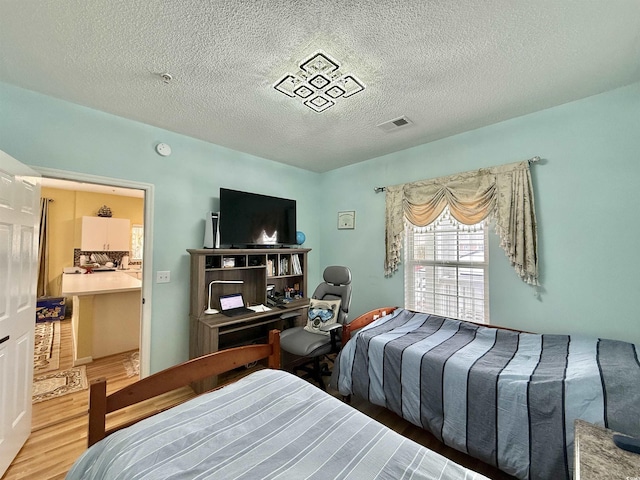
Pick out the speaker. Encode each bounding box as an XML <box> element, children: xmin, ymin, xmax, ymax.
<box><xmin>203</xmin><ymin>211</ymin><xmax>220</xmax><ymax>248</ymax></box>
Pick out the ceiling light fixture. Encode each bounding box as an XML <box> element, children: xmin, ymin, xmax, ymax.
<box><xmin>274</xmin><ymin>51</ymin><xmax>365</xmax><ymax>113</ymax></box>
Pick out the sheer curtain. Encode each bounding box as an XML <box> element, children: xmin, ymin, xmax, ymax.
<box><xmin>37</xmin><ymin>198</ymin><xmax>52</xmax><ymax>297</ymax></box>
<box><xmin>385</xmin><ymin>160</ymin><xmax>539</xmax><ymax>285</ymax></box>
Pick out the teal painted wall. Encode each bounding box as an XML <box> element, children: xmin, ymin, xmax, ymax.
<box><xmin>2</xmin><ymin>80</ymin><xmax>639</xmax><ymax>371</ymax></box>
<box><xmin>320</xmin><ymin>82</ymin><xmax>640</xmax><ymax>345</ymax></box>
<box><xmin>0</xmin><ymin>82</ymin><xmax>322</xmax><ymax>372</ymax></box>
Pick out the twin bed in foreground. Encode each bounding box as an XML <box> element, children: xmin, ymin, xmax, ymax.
<box><xmin>68</xmin><ymin>330</ymin><xmax>488</xmax><ymax>479</ymax></box>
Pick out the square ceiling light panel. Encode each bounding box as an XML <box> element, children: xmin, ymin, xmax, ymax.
<box><xmin>274</xmin><ymin>51</ymin><xmax>365</xmax><ymax>113</ymax></box>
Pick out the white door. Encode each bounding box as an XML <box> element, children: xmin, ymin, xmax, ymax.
<box><xmin>0</xmin><ymin>149</ymin><xmax>40</xmax><ymax>476</ymax></box>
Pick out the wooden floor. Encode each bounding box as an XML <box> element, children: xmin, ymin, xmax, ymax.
<box><xmin>4</xmin><ymin>320</ymin><xmax>196</xmax><ymax>480</ymax></box>
<box><xmin>5</xmin><ymin>320</ymin><xmax>514</xmax><ymax>480</ymax></box>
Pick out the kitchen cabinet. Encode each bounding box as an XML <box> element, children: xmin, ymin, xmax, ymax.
<box><xmin>81</xmin><ymin>216</ymin><xmax>130</xmax><ymax>251</ymax></box>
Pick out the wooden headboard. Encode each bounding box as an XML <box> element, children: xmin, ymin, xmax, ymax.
<box><xmin>342</xmin><ymin>307</ymin><xmax>398</xmax><ymax>344</ymax></box>
<box><xmin>88</xmin><ymin>329</ymin><xmax>280</xmax><ymax>447</ymax></box>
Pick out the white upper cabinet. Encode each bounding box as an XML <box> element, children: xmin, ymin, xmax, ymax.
<box><xmin>81</xmin><ymin>216</ymin><xmax>130</xmax><ymax>251</ymax></box>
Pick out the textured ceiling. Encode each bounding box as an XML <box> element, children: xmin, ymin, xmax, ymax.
<box><xmin>1</xmin><ymin>1</ymin><xmax>639</xmax><ymax>173</ymax></box>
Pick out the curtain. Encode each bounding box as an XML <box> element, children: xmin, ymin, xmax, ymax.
<box><xmin>385</xmin><ymin>161</ymin><xmax>539</xmax><ymax>285</ymax></box>
<box><xmin>37</xmin><ymin>198</ymin><xmax>52</xmax><ymax>297</ymax></box>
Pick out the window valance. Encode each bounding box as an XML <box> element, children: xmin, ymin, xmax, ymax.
<box><xmin>385</xmin><ymin>160</ymin><xmax>539</xmax><ymax>285</ymax></box>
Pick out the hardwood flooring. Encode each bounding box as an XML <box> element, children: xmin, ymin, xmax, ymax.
<box><xmin>5</xmin><ymin>320</ymin><xmax>514</xmax><ymax>480</ymax></box>
<box><xmin>4</xmin><ymin>320</ymin><xmax>195</xmax><ymax>480</ymax></box>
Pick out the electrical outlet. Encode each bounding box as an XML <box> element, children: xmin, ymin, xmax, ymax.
<box><xmin>156</xmin><ymin>271</ymin><xmax>170</xmax><ymax>283</ymax></box>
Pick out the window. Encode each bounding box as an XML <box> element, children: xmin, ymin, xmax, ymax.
<box><xmin>404</xmin><ymin>207</ymin><xmax>489</xmax><ymax>323</ymax></box>
<box><xmin>131</xmin><ymin>224</ymin><xmax>144</xmax><ymax>261</ymax></box>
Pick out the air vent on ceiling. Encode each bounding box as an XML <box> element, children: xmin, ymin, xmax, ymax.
<box><xmin>377</xmin><ymin>116</ymin><xmax>413</xmax><ymax>132</ymax></box>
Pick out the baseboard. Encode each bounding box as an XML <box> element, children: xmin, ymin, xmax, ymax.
<box><xmin>73</xmin><ymin>356</ymin><xmax>93</xmax><ymax>366</ymax></box>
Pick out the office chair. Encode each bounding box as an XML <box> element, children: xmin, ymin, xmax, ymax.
<box><xmin>280</xmin><ymin>265</ymin><xmax>352</xmax><ymax>390</ymax></box>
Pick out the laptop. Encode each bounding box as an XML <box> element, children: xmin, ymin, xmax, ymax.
<box><xmin>219</xmin><ymin>293</ymin><xmax>254</xmax><ymax>317</ymax></box>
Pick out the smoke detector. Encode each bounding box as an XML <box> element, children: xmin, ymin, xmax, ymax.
<box><xmin>377</xmin><ymin>116</ymin><xmax>413</xmax><ymax>132</ymax></box>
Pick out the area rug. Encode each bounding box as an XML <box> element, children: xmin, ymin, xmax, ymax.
<box><xmin>32</xmin><ymin>366</ymin><xmax>88</xmax><ymax>404</ymax></box>
<box><xmin>34</xmin><ymin>321</ymin><xmax>61</xmax><ymax>374</ymax></box>
<box><xmin>123</xmin><ymin>351</ymin><xmax>140</xmax><ymax>377</ymax></box>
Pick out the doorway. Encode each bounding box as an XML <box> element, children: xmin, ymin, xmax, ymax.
<box><xmin>34</xmin><ymin>167</ymin><xmax>153</xmax><ymax>379</ymax></box>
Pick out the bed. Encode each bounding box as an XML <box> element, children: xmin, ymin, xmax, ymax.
<box><xmin>332</xmin><ymin>308</ymin><xmax>640</xmax><ymax>480</ymax></box>
<box><xmin>67</xmin><ymin>329</ymin><xmax>489</xmax><ymax>480</ymax></box>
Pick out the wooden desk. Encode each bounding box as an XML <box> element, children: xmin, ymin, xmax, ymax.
<box><xmin>574</xmin><ymin>419</ymin><xmax>640</xmax><ymax>479</ymax></box>
<box><xmin>191</xmin><ymin>298</ymin><xmax>309</xmax><ymax>392</ymax></box>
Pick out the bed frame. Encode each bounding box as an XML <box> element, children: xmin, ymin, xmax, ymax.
<box><xmin>342</xmin><ymin>306</ymin><xmax>398</xmax><ymax>343</ymax></box>
<box><xmin>87</xmin><ymin>329</ymin><xmax>280</xmax><ymax>447</ymax></box>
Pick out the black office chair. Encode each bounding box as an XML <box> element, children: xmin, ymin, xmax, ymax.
<box><xmin>280</xmin><ymin>266</ymin><xmax>352</xmax><ymax>390</ymax></box>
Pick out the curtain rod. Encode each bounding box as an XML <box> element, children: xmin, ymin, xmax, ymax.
<box><xmin>373</xmin><ymin>156</ymin><xmax>541</xmax><ymax>193</ymax></box>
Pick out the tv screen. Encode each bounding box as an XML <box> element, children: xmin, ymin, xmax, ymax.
<box><xmin>219</xmin><ymin>188</ymin><xmax>296</xmax><ymax>247</ymax></box>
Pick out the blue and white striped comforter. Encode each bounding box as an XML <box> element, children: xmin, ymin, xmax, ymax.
<box><xmin>332</xmin><ymin>309</ymin><xmax>640</xmax><ymax>480</ymax></box>
<box><xmin>67</xmin><ymin>369</ymin><xmax>489</xmax><ymax>480</ymax></box>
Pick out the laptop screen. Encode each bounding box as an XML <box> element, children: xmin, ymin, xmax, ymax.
<box><xmin>219</xmin><ymin>293</ymin><xmax>245</xmax><ymax>311</ymax></box>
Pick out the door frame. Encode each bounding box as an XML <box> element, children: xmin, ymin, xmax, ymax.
<box><xmin>34</xmin><ymin>167</ymin><xmax>153</xmax><ymax>378</ymax></box>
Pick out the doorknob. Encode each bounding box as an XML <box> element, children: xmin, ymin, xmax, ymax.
<box><xmin>0</xmin><ymin>335</ymin><xmax>9</xmax><ymax>345</ymax></box>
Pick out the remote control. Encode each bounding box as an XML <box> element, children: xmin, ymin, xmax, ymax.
<box><xmin>612</xmin><ymin>434</ymin><xmax>640</xmax><ymax>454</ymax></box>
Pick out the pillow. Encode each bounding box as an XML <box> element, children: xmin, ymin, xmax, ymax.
<box><xmin>304</xmin><ymin>298</ymin><xmax>342</xmax><ymax>336</ymax></box>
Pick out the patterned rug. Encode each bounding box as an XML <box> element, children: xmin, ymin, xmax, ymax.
<box><xmin>123</xmin><ymin>351</ymin><xmax>140</xmax><ymax>377</ymax></box>
<box><xmin>34</xmin><ymin>321</ymin><xmax>61</xmax><ymax>374</ymax></box>
<box><xmin>32</xmin><ymin>366</ymin><xmax>88</xmax><ymax>404</ymax></box>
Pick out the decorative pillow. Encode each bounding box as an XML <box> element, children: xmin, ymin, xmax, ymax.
<box><xmin>304</xmin><ymin>298</ymin><xmax>341</xmax><ymax>336</ymax></box>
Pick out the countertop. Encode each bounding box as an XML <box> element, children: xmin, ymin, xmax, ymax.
<box><xmin>574</xmin><ymin>419</ymin><xmax>640</xmax><ymax>479</ymax></box>
<box><xmin>62</xmin><ymin>270</ymin><xmax>142</xmax><ymax>296</ymax></box>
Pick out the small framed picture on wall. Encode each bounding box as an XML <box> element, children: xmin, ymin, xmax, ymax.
<box><xmin>338</xmin><ymin>211</ymin><xmax>355</xmax><ymax>230</ymax></box>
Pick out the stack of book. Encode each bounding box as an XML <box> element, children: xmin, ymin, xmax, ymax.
<box><xmin>279</xmin><ymin>257</ymin><xmax>290</xmax><ymax>276</ymax></box>
<box><xmin>267</xmin><ymin>259</ymin><xmax>276</xmax><ymax>276</ymax></box>
<box><xmin>291</xmin><ymin>254</ymin><xmax>303</xmax><ymax>275</ymax></box>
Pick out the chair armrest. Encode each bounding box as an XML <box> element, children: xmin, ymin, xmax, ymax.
<box><xmin>320</xmin><ymin>323</ymin><xmax>344</xmax><ymax>351</ymax></box>
<box><xmin>319</xmin><ymin>323</ymin><xmax>342</xmax><ymax>332</ymax></box>
<box><xmin>342</xmin><ymin>307</ymin><xmax>398</xmax><ymax>344</ymax></box>
<box><xmin>280</xmin><ymin>311</ymin><xmax>301</xmax><ymax>329</ymax></box>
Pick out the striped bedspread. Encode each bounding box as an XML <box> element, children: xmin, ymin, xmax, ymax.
<box><xmin>67</xmin><ymin>369</ymin><xmax>489</xmax><ymax>480</ymax></box>
<box><xmin>332</xmin><ymin>309</ymin><xmax>640</xmax><ymax>480</ymax></box>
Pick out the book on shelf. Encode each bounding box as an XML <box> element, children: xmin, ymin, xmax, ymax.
<box><xmin>292</xmin><ymin>254</ymin><xmax>302</xmax><ymax>275</ymax></box>
<box><xmin>279</xmin><ymin>257</ymin><xmax>289</xmax><ymax>276</ymax></box>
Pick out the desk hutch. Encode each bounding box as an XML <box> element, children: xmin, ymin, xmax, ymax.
<box><xmin>187</xmin><ymin>248</ymin><xmax>311</xmax><ymax>392</ymax></box>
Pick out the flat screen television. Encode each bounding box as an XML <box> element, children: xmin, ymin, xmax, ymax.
<box><xmin>219</xmin><ymin>188</ymin><xmax>297</xmax><ymax>247</ymax></box>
